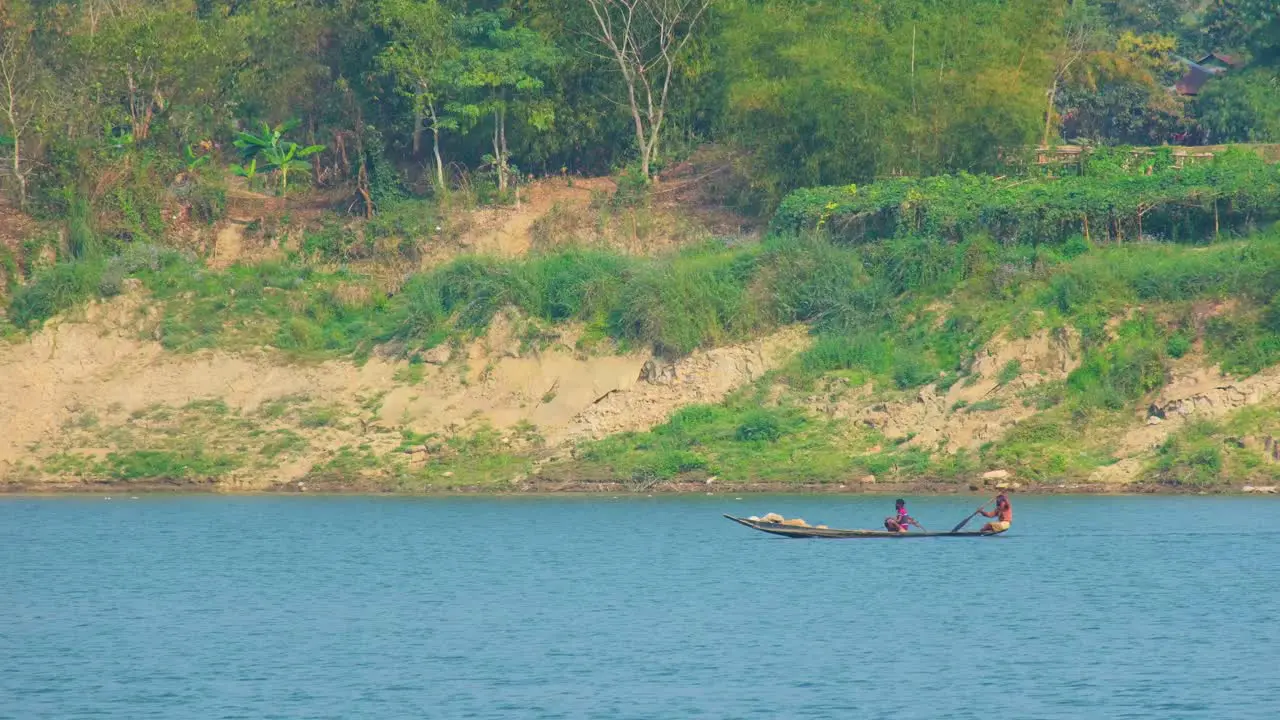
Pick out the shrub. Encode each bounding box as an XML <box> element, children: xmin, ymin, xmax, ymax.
<box><xmin>997</xmin><ymin>360</ymin><xmax>1022</xmax><ymax>385</ymax></box>
<box><xmin>773</xmin><ymin>149</ymin><xmax>1280</xmax><ymax>246</ymax></box>
<box><xmin>8</xmin><ymin>259</ymin><xmax>105</xmax><ymax>328</ymax></box>
<box><xmin>1166</xmin><ymin>333</ymin><xmax>1192</xmax><ymax>359</ymax></box>
<box><xmin>1153</xmin><ymin>421</ymin><xmax>1224</xmax><ymax>486</ymax></box>
<box><xmin>1067</xmin><ymin>316</ymin><xmax>1168</xmax><ymax>410</ymax></box>
<box><xmin>735</xmin><ymin>410</ymin><xmax>784</xmax><ymax>442</ymax></box>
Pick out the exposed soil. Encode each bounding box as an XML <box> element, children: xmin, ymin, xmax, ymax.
<box><xmin>823</xmin><ymin>328</ymin><xmax>1082</xmax><ymax>451</ymax></box>
<box><xmin>0</xmin><ymin>291</ymin><xmax>807</xmax><ymax>491</ymax></box>
<box><xmin>1089</xmin><ymin>360</ymin><xmax>1280</xmax><ymax>484</ymax></box>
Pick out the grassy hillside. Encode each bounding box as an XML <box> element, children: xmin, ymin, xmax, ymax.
<box><xmin>5</xmin><ymin>156</ymin><xmax>1280</xmax><ymax>492</ymax></box>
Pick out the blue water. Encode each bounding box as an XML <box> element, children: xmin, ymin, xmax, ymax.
<box><xmin>2</xmin><ymin>495</ymin><xmax>1279</xmax><ymax>719</ymax></box>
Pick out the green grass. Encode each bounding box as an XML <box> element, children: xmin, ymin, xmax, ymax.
<box><xmin>997</xmin><ymin>360</ymin><xmax>1022</xmax><ymax>386</ymax></box>
<box><xmin>259</xmin><ymin>429</ymin><xmax>310</xmax><ymax>459</ymax></box>
<box><xmin>13</xmin><ymin>221</ymin><xmax>1280</xmax><ymax>388</ymax></box>
<box><xmin>1066</xmin><ymin>314</ymin><xmax>1169</xmax><ymax>412</ymax></box>
<box><xmin>966</xmin><ymin>399</ymin><xmax>1005</xmax><ymax>413</ymax></box>
<box><xmin>35</xmin><ymin>393</ymin><xmax>346</xmax><ymax>484</ymax></box>
<box><xmin>1151</xmin><ymin>420</ymin><xmax>1226</xmax><ymax>487</ymax></box>
<box><xmin>104</xmin><ymin>447</ymin><xmax>240</xmax><ymax>481</ymax></box>
<box><xmin>978</xmin><ymin>410</ymin><xmax>1118</xmax><ymax>482</ymax></box>
<box><xmin>573</xmin><ymin>395</ymin><xmax>895</xmax><ymax>486</ymax></box>
<box><xmin>1144</xmin><ymin>406</ymin><xmax>1280</xmax><ymax>488</ymax></box>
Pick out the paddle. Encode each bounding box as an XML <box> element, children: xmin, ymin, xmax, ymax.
<box><xmin>951</xmin><ymin>497</ymin><xmax>997</xmax><ymax>533</ymax></box>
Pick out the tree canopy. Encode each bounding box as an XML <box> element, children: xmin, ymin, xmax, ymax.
<box><xmin>0</xmin><ymin>0</ymin><xmax>1276</xmax><ymax>217</ymax></box>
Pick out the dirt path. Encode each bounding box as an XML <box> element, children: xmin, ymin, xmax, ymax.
<box><xmin>458</xmin><ymin>177</ymin><xmax>617</xmax><ymax>256</ymax></box>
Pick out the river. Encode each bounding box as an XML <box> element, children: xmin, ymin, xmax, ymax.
<box><xmin>2</xmin><ymin>495</ymin><xmax>1278</xmax><ymax>719</ymax></box>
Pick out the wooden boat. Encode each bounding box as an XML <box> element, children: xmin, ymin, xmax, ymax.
<box><xmin>724</xmin><ymin>515</ymin><xmax>1007</xmax><ymax>538</ymax></box>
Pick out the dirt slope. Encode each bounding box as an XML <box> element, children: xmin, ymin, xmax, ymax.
<box><xmin>8</xmin><ymin>289</ymin><xmax>1280</xmax><ymax>492</ymax></box>
<box><xmin>821</xmin><ymin>329</ymin><xmax>1082</xmax><ymax>450</ymax></box>
<box><xmin>0</xmin><ymin>291</ymin><xmax>807</xmax><ymax>489</ymax></box>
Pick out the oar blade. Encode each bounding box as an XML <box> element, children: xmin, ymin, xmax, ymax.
<box><xmin>951</xmin><ymin>497</ymin><xmax>997</xmax><ymax>532</ymax></box>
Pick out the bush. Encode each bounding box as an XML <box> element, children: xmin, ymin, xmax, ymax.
<box><xmin>1166</xmin><ymin>333</ymin><xmax>1192</xmax><ymax>359</ymax></box>
<box><xmin>735</xmin><ymin>410</ymin><xmax>784</xmax><ymax>442</ymax></box>
<box><xmin>302</xmin><ymin>222</ymin><xmax>373</xmax><ymax>262</ymax></box>
<box><xmin>518</xmin><ymin>249</ymin><xmax>630</xmax><ymax>323</ymax></box>
<box><xmin>1205</xmin><ymin>294</ymin><xmax>1280</xmax><ymax>376</ymax></box>
<box><xmin>1068</xmin><ymin>342</ymin><xmax>1167</xmax><ymax>410</ymax></box>
<box><xmin>997</xmin><ymin>360</ymin><xmax>1022</xmax><ymax>385</ymax></box>
<box><xmin>773</xmin><ymin>149</ymin><xmax>1280</xmax><ymax>245</ymax></box>
<box><xmin>633</xmin><ymin>449</ymin><xmax>708</xmax><ymax>480</ymax></box>
<box><xmin>8</xmin><ymin>259</ymin><xmax>106</xmax><ymax>328</ymax></box>
<box><xmin>1067</xmin><ymin>315</ymin><xmax>1168</xmax><ymax>410</ymax></box>
<box><xmin>765</xmin><ymin>234</ymin><xmax>890</xmax><ymax>333</ymax></box>
<box><xmin>801</xmin><ymin>333</ymin><xmax>891</xmax><ymax>374</ymax></box>
<box><xmin>610</xmin><ymin>249</ymin><xmax>763</xmax><ymax>356</ymax></box>
<box><xmin>891</xmin><ymin>351</ymin><xmax>935</xmax><ymax>389</ymax></box>
<box><xmin>1153</xmin><ymin>422</ymin><xmax>1224</xmax><ymax>486</ymax></box>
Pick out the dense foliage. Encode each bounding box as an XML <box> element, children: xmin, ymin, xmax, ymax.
<box><xmin>0</xmin><ymin>0</ymin><xmax>1277</xmax><ymax>220</ymax></box>
<box><xmin>773</xmin><ymin>147</ymin><xmax>1280</xmax><ymax>244</ymax></box>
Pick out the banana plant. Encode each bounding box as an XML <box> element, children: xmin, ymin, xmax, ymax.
<box><xmin>259</xmin><ymin>141</ymin><xmax>324</xmax><ymax>194</ymax></box>
<box><xmin>183</xmin><ymin>144</ymin><xmax>210</xmax><ymax>172</ymax></box>
<box><xmin>229</xmin><ymin>158</ymin><xmax>257</xmax><ymax>180</ymax></box>
<box><xmin>232</xmin><ymin>119</ymin><xmax>299</xmax><ymax>159</ymax></box>
<box><xmin>232</xmin><ymin>120</ymin><xmax>324</xmax><ymax>194</ymax></box>
<box><xmin>0</xmin><ymin>135</ymin><xmax>13</xmax><ymax>146</ymax></box>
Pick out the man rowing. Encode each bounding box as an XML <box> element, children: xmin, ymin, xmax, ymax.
<box><xmin>977</xmin><ymin>493</ymin><xmax>1012</xmax><ymax>533</ymax></box>
<box><xmin>884</xmin><ymin>498</ymin><xmax>923</xmax><ymax>533</ymax></box>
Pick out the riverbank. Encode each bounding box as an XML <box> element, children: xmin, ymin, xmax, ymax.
<box><xmin>3</xmin><ymin>476</ymin><xmax>1271</xmax><ymax>496</ymax></box>
<box><xmin>7</xmin><ymin>194</ymin><xmax>1280</xmax><ymax>496</ymax></box>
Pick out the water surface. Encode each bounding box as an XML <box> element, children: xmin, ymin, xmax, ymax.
<box><xmin>3</xmin><ymin>495</ymin><xmax>1278</xmax><ymax>719</ymax></box>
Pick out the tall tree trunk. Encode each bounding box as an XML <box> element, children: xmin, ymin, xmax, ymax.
<box><xmin>492</xmin><ymin>108</ymin><xmax>507</xmax><ymax>192</ymax></box>
<box><xmin>426</xmin><ymin>100</ymin><xmax>444</xmax><ymax>193</ymax></box>
<box><xmin>1042</xmin><ymin>77</ymin><xmax>1059</xmax><ymax>148</ymax></box>
<box><xmin>412</xmin><ymin>91</ymin><xmax>424</xmax><ymax>156</ymax></box>
<box><xmin>13</xmin><ymin>139</ymin><xmax>22</xmax><ymax>208</ymax></box>
<box><xmin>617</xmin><ymin>65</ymin><xmax>647</xmax><ymax>178</ymax></box>
<box><xmin>499</xmin><ymin>105</ymin><xmax>512</xmax><ymax>201</ymax></box>
<box><xmin>3</xmin><ymin>89</ymin><xmax>21</xmax><ymax>208</ymax></box>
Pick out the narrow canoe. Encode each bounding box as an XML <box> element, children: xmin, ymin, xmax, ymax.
<box><xmin>724</xmin><ymin>515</ymin><xmax>1007</xmax><ymax>538</ymax></box>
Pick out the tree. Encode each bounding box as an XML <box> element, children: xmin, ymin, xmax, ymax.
<box><xmin>0</xmin><ymin>0</ymin><xmax>45</xmax><ymax>208</ymax></box>
<box><xmin>1043</xmin><ymin>1</ymin><xmax>1108</xmax><ymax>146</ymax></box>
<box><xmin>1202</xmin><ymin>0</ymin><xmax>1280</xmax><ymax>63</ymax></box>
<box><xmin>73</xmin><ymin>2</ymin><xmax>240</xmax><ymax>143</ymax></box>
<box><xmin>1195</xmin><ymin>68</ymin><xmax>1280</xmax><ymax>142</ymax></box>
<box><xmin>718</xmin><ymin>0</ymin><xmax>1056</xmax><ymax>200</ymax></box>
<box><xmin>1049</xmin><ymin>5</ymin><xmax>1189</xmax><ymax>146</ymax></box>
<box><xmin>449</xmin><ymin>11</ymin><xmax>560</xmax><ymax>194</ymax></box>
<box><xmin>582</xmin><ymin>0</ymin><xmax>714</xmax><ymax>180</ymax></box>
<box><xmin>373</xmin><ymin>0</ymin><xmax>457</xmax><ymax>191</ymax></box>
